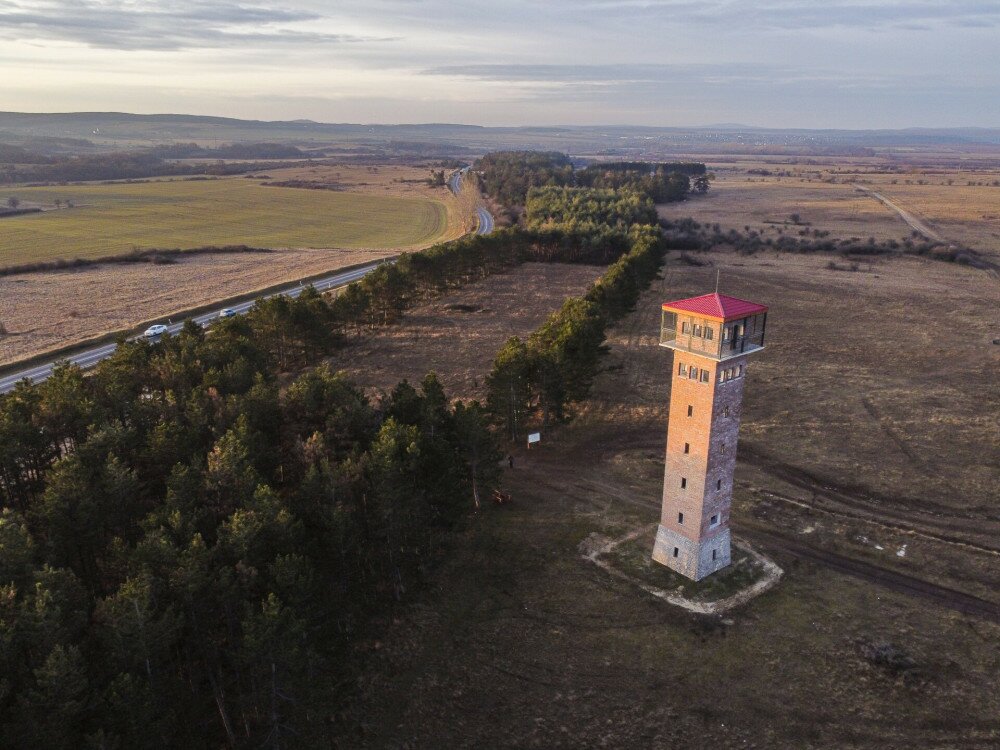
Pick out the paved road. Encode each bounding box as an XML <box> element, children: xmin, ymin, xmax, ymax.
<box><xmin>0</xmin><ymin>262</ymin><xmax>382</xmax><ymax>394</ymax></box>
<box><xmin>2</xmin><ymin>170</ymin><xmax>494</xmax><ymax>395</ymax></box>
<box><xmin>475</xmin><ymin>205</ymin><xmax>495</xmax><ymax>235</ymax></box>
<box><xmin>449</xmin><ymin>166</ymin><xmax>494</xmax><ymax>235</ymax></box>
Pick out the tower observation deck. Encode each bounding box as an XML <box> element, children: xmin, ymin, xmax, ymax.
<box><xmin>651</xmin><ymin>292</ymin><xmax>769</xmax><ymax>580</ymax></box>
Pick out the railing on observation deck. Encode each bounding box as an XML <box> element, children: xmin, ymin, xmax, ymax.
<box><xmin>659</xmin><ymin>311</ymin><xmax>766</xmax><ymax>361</ymax></box>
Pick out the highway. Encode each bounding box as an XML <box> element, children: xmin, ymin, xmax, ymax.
<box><xmin>475</xmin><ymin>205</ymin><xmax>495</xmax><ymax>235</ymax></box>
<box><xmin>0</xmin><ymin>262</ymin><xmax>381</xmax><ymax>394</ymax></box>
<box><xmin>1</xmin><ymin>170</ymin><xmax>495</xmax><ymax>395</ymax></box>
<box><xmin>449</xmin><ymin>166</ymin><xmax>495</xmax><ymax>235</ymax></box>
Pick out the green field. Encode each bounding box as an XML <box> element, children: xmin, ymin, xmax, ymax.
<box><xmin>0</xmin><ymin>179</ymin><xmax>450</xmax><ymax>265</ymax></box>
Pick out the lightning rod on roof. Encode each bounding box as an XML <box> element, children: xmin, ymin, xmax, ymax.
<box><xmin>715</xmin><ymin>269</ymin><xmax>720</xmax><ymax>294</ymax></box>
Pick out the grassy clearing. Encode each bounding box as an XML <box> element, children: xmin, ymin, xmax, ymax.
<box><xmin>332</xmin><ymin>249</ymin><xmax>1000</xmax><ymax>748</ymax></box>
<box><xmin>0</xmin><ymin>177</ymin><xmax>452</xmax><ymax>264</ymax></box>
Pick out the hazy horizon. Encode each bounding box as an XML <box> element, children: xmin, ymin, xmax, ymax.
<box><xmin>2</xmin><ymin>1</ymin><xmax>999</xmax><ymax>129</ymax></box>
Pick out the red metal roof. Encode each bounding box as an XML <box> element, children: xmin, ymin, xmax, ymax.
<box><xmin>662</xmin><ymin>293</ymin><xmax>768</xmax><ymax>321</ymax></box>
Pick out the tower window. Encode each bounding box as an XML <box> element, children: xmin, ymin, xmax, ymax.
<box><xmin>681</xmin><ymin>321</ymin><xmax>690</xmax><ymax>334</ymax></box>
<box><xmin>705</xmin><ymin>327</ymin><xmax>714</xmax><ymax>341</ymax></box>
<box><xmin>712</xmin><ymin>549</ymin><xmax>718</xmax><ymax>561</ymax></box>
<box><xmin>684</xmin><ymin>442</ymin><xmax>690</xmax><ymax>454</ymax></box>
<box><xmin>720</xmin><ymin>443</ymin><xmax>726</xmax><ymax>454</ymax></box>
<box><xmin>688</xmin><ymin>368</ymin><xmax>698</xmax><ymax>380</ymax></box>
<box><xmin>680</xmin><ymin>478</ymin><xmax>687</xmax><ymax>489</ymax></box>
<box><xmin>673</xmin><ymin>547</ymin><xmax>679</xmax><ymax>558</ymax></box>
<box><xmin>723</xmin><ymin>406</ymin><xmax>730</xmax><ymax>417</ymax></box>
<box><xmin>717</xmin><ymin>479</ymin><xmax>722</xmax><ymax>490</ymax></box>
<box><xmin>700</xmin><ymin>370</ymin><xmax>709</xmax><ymax>383</ymax></box>
<box><xmin>677</xmin><ymin>512</ymin><xmax>684</xmax><ymax>524</ymax></box>
<box><xmin>738</xmin><ymin>364</ymin><xmax>744</xmax><ymax>377</ymax></box>
<box><xmin>693</xmin><ymin>324</ymin><xmax>702</xmax><ymax>337</ymax></box>
<box><xmin>687</xmin><ymin>405</ymin><xmax>693</xmax><ymax>417</ymax></box>
<box><xmin>710</xmin><ymin>514</ymin><xmax>719</xmax><ymax>527</ymax></box>
<box><xmin>678</xmin><ymin>362</ymin><xmax>687</xmax><ymax>376</ymax></box>
<box><xmin>718</xmin><ymin>370</ymin><xmax>725</xmax><ymax>383</ymax></box>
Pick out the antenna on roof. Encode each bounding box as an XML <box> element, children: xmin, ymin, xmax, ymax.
<box><xmin>715</xmin><ymin>269</ymin><xmax>720</xmax><ymax>294</ymax></box>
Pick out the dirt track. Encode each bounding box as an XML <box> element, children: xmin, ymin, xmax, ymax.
<box><xmin>742</xmin><ymin>528</ymin><xmax>1000</xmax><ymax>624</ymax></box>
<box><xmin>509</xmin><ymin>447</ymin><xmax>1000</xmax><ymax>625</ymax></box>
<box><xmin>853</xmin><ymin>184</ymin><xmax>946</xmax><ymax>242</ymax></box>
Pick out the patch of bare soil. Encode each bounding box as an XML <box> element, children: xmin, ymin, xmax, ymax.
<box><xmin>0</xmin><ymin>248</ymin><xmax>396</xmax><ymax>365</ymax></box>
<box><xmin>330</xmin><ymin>262</ymin><xmax>605</xmax><ymax>400</ymax></box>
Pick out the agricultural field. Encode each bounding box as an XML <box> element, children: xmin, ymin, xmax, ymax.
<box><xmin>0</xmin><ymin>174</ymin><xmax>460</xmax><ymax>265</ymax></box>
<box><xmin>657</xmin><ymin>157</ymin><xmax>1000</xmax><ymax>259</ymax></box>
<box><xmin>329</xmin><ymin>249</ymin><xmax>1000</xmax><ymax>748</ymax></box>
<box><xmin>0</xmin><ymin>247</ymin><xmax>396</xmax><ymax>365</ymax></box>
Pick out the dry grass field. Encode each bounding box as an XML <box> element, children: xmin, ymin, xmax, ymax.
<box><xmin>330</xmin><ymin>262</ymin><xmax>606</xmax><ymax>398</ymax></box>
<box><xmin>862</xmin><ymin>182</ymin><xmax>1000</xmax><ymax>256</ymax></box>
<box><xmin>328</xmin><ymin>250</ymin><xmax>1000</xmax><ymax>748</ymax></box>
<box><xmin>0</xmin><ymin>247</ymin><xmax>396</xmax><ymax>365</ymax></box>
<box><xmin>658</xmin><ymin>157</ymin><xmax>1000</xmax><ymax>259</ymax></box>
<box><xmin>659</xmin><ymin>173</ymin><xmax>908</xmax><ymax>241</ymax></box>
<box><xmin>0</xmin><ymin>176</ymin><xmax>459</xmax><ymax>265</ymax></box>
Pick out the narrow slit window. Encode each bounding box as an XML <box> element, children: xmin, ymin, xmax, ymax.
<box><xmin>723</xmin><ymin>406</ymin><xmax>730</xmax><ymax>417</ymax></box>
<box><xmin>717</xmin><ymin>479</ymin><xmax>722</xmax><ymax>490</ymax></box>
<box><xmin>673</xmin><ymin>547</ymin><xmax>679</xmax><ymax>558</ymax></box>
<box><xmin>738</xmin><ymin>364</ymin><xmax>744</xmax><ymax>377</ymax></box>
<box><xmin>684</xmin><ymin>442</ymin><xmax>690</xmax><ymax>454</ymax></box>
<box><xmin>680</xmin><ymin>477</ymin><xmax>687</xmax><ymax>489</ymax></box>
<box><xmin>712</xmin><ymin>549</ymin><xmax>718</xmax><ymax>561</ymax></box>
<box><xmin>677</xmin><ymin>512</ymin><xmax>684</xmax><ymax>524</ymax></box>
<box><xmin>688</xmin><ymin>405</ymin><xmax>693</xmax><ymax>417</ymax></box>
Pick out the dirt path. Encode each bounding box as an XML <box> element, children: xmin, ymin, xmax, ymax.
<box><xmin>742</xmin><ymin>528</ymin><xmax>1000</xmax><ymax>624</ymax></box>
<box><xmin>737</xmin><ymin>442</ymin><xmax>1000</xmax><ymax>557</ymax></box>
<box><xmin>853</xmin><ymin>184</ymin><xmax>947</xmax><ymax>243</ymax></box>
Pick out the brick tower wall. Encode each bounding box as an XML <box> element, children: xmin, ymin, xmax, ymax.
<box><xmin>652</xmin><ymin>351</ymin><xmax>749</xmax><ymax>580</ymax></box>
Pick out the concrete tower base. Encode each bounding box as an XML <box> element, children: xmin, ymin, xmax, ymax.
<box><xmin>651</xmin><ymin>526</ymin><xmax>731</xmax><ymax>581</ymax></box>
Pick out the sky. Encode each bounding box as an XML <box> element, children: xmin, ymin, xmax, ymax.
<box><xmin>1</xmin><ymin>0</ymin><xmax>999</xmax><ymax>128</ymax></box>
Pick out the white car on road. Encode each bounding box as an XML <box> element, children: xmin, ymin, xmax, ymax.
<box><xmin>143</xmin><ymin>324</ymin><xmax>169</xmax><ymax>338</ymax></box>
<box><xmin>219</xmin><ymin>308</ymin><xmax>237</xmax><ymax>318</ymax></box>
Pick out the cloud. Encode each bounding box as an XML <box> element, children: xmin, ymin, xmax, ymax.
<box><xmin>0</xmin><ymin>0</ymin><xmax>394</xmax><ymax>50</ymax></box>
<box><xmin>421</xmin><ymin>62</ymin><xmax>891</xmax><ymax>89</ymax></box>
<box><xmin>573</xmin><ymin>0</ymin><xmax>1000</xmax><ymax>31</ymax></box>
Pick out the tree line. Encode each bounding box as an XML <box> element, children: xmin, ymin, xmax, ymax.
<box><xmin>485</xmin><ymin>225</ymin><xmax>666</xmax><ymax>440</ymax></box>
<box><xmin>474</xmin><ymin>151</ymin><xmax>709</xmax><ymax>207</ymax></box>
<box><xmin>575</xmin><ymin>161</ymin><xmax>710</xmax><ymax>201</ymax></box>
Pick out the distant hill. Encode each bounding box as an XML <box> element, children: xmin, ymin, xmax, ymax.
<box><xmin>0</xmin><ymin>111</ymin><xmax>998</xmax><ymax>158</ymax></box>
